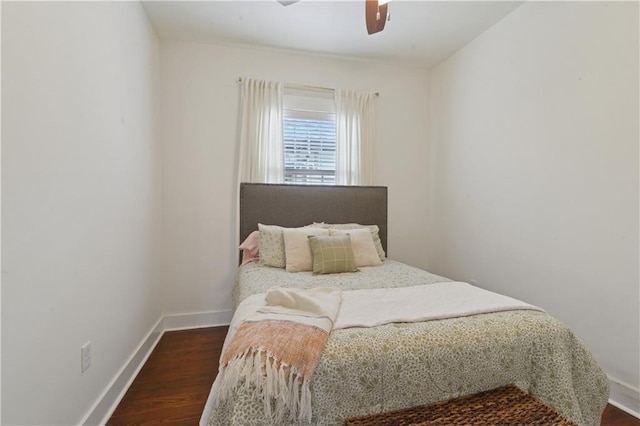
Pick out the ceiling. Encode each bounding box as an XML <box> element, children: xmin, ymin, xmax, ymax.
<box><xmin>142</xmin><ymin>1</ymin><xmax>524</xmax><ymax>69</ymax></box>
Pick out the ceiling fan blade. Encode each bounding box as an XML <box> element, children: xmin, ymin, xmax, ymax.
<box><xmin>277</xmin><ymin>0</ymin><xmax>299</xmax><ymax>6</ymax></box>
<box><xmin>365</xmin><ymin>0</ymin><xmax>388</xmax><ymax>35</ymax></box>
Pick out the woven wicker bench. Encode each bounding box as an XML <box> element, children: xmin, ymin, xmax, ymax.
<box><xmin>345</xmin><ymin>385</ymin><xmax>578</xmax><ymax>426</ymax></box>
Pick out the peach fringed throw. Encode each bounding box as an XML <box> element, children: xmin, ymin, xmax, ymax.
<box><xmin>216</xmin><ymin>287</ymin><xmax>343</xmax><ymax>423</ymax></box>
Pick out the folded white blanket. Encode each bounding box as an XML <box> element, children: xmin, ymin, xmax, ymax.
<box><xmin>252</xmin><ymin>286</ymin><xmax>343</xmax><ymax>333</ymax></box>
<box><xmin>334</xmin><ymin>281</ymin><xmax>542</xmax><ymax>329</ymax></box>
<box><xmin>235</xmin><ymin>282</ymin><xmax>542</xmax><ymax>333</ymax></box>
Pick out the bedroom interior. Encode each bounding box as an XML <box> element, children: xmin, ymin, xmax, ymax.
<box><xmin>2</xmin><ymin>0</ymin><xmax>638</xmax><ymax>425</ymax></box>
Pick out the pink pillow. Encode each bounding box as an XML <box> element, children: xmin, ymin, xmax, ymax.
<box><xmin>239</xmin><ymin>231</ymin><xmax>260</xmax><ymax>265</ymax></box>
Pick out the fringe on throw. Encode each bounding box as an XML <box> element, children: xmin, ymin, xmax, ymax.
<box><xmin>216</xmin><ymin>347</ymin><xmax>313</xmax><ymax>424</ymax></box>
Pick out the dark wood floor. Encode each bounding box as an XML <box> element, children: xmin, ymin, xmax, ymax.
<box><xmin>107</xmin><ymin>327</ymin><xmax>228</xmax><ymax>425</ymax></box>
<box><xmin>108</xmin><ymin>326</ymin><xmax>639</xmax><ymax>425</ymax></box>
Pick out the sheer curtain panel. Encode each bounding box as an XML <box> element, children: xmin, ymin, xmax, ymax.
<box><xmin>238</xmin><ymin>79</ymin><xmax>284</xmax><ymax>183</ymax></box>
<box><xmin>334</xmin><ymin>89</ymin><xmax>376</xmax><ymax>186</ymax></box>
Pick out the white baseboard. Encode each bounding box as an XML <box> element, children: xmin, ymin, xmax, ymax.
<box><xmin>81</xmin><ymin>309</ymin><xmax>232</xmax><ymax>426</ymax></box>
<box><xmin>609</xmin><ymin>376</ymin><xmax>640</xmax><ymax>419</ymax></box>
<box><xmin>80</xmin><ymin>317</ymin><xmax>165</xmax><ymax>426</ymax></box>
<box><xmin>162</xmin><ymin>309</ymin><xmax>233</xmax><ymax>331</ymax></box>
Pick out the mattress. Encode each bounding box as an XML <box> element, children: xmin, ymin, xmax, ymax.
<box><xmin>203</xmin><ymin>260</ymin><xmax>609</xmax><ymax>426</ymax></box>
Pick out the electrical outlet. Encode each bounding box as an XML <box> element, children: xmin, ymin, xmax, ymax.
<box><xmin>81</xmin><ymin>341</ymin><xmax>91</xmax><ymax>373</ymax></box>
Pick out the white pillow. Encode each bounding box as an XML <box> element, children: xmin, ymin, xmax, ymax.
<box><xmin>330</xmin><ymin>228</ymin><xmax>382</xmax><ymax>267</ymax></box>
<box><xmin>283</xmin><ymin>227</ymin><xmax>330</xmax><ymax>272</ymax></box>
<box><xmin>320</xmin><ymin>223</ymin><xmax>386</xmax><ymax>261</ymax></box>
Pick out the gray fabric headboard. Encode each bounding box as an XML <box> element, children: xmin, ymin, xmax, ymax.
<box><xmin>240</xmin><ymin>183</ymin><xmax>388</xmax><ymax>253</ymax></box>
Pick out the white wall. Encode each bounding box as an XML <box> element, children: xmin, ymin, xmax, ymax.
<box><xmin>428</xmin><ymin>0</ymin><xmax>639</xmax><ymax>401</ymax></box>
<box><xmin>2</xmin><ymin>2</ymin><xmax>162</xmax><ymax>425</ymax></box>
<box><xmin>6</xmin><ymin>1</ymin><xmax>635</xmax><ymax>423</ymax></box>
<box><xmin>159</xmin><ymin>42</ymin><xmax>430</xmax><ymax>316</ymax></box>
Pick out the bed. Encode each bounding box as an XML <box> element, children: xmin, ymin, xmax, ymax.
<box><xmin>201</xmin><ymin>183</ymin><xmax>609</xmax><ymax>426</ymax></box>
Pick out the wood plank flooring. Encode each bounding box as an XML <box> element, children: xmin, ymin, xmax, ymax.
<box><xmin>108</xmin><ymin>326</ymin><xmax>639</xmax><ymax>425</ymax></box>
<box><xmin>107</xmin><ymin>327</ymin><xmax>228</xmax><ymax>425</ymax></box>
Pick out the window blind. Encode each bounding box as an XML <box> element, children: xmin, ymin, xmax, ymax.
<box><xmin>283</xmin><ymin>116</ymin><xmax>336</xmax><ymax>185</ymax></box>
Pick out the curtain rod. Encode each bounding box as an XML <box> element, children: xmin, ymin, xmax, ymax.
<box><xmin>237</xmin><ymin>77</ymin><xmax>379</xmax><ymax>97</ymax></box>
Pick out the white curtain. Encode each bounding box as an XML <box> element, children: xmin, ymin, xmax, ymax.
<box><xmin>334</xmin><ymin>89</ymin><xmax>376</xmax><ymax>186</ymax></box>
<box><xmin>237</xmin><ymin>78</ymin><xmax>284</xmax><ymax>184</ymax></box>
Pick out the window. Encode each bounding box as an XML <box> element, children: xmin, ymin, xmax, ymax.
<box><xmin>283</xmin><ymin>91</ymin><xmax>336</xmax><ymax>185</ymax></box>
<box><xmin>283</xmin><ymin>116</ymin><xmax>336</xmax><ymax>185</ymax></box>
<box><xmin>238</xmin><ymin>79</ymin><xmax>374</xmax><ymax>186</ymax></box>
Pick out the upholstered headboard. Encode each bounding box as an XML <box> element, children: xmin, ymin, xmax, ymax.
<box><xmin>239</xmin><ymin>183</ymin><xmax>388</xmax><ymax>253</ymax></box>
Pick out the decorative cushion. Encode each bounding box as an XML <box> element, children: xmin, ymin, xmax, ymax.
<box><xmin>258</xmin><ymin>224</ymin><xmax>287</xmax><ymax>268</ymax></box>
<box><xmin>319</xmin><ymin>223</ymin><xmax>386</xmax><ymax>261</ymax></box>
<box><xmin>308</xmin><ymin>235</ymin><xmax>359</xmax><ymax>275</ymax></box>
<box><xmin>282</xmin><ymin>227</ymin><xmax>330</xmax><ymax>272</ymax></box>
<box><xmin>330</xmin><ymin>228</ymin><xmax>382</xmax><ymax>267</ymax></box>
<box><xmin>239</xmin><ymin>230</ymin><xmax>260</xmax><ymax>265</ymax></box>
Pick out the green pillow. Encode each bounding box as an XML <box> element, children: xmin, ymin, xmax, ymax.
<box><xmin>308</xmin><ymin>235</ymin><xmax>359</xmax><ymax>275</ymax></box>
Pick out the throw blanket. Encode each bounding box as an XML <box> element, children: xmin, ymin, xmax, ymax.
<box><xmin>334</xmin><ymin>281</ymin><xmax>543</xmax><ymax>329</ymax></box>
<box><xmin>215</xmin><ymin>287</ymin><xmax>343</xmax><ymax>423</ymax></box>
<box><xmin>233</xmin><ymin>282</ymin><xmax>543</xmax><ymax>332</ymax></box>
